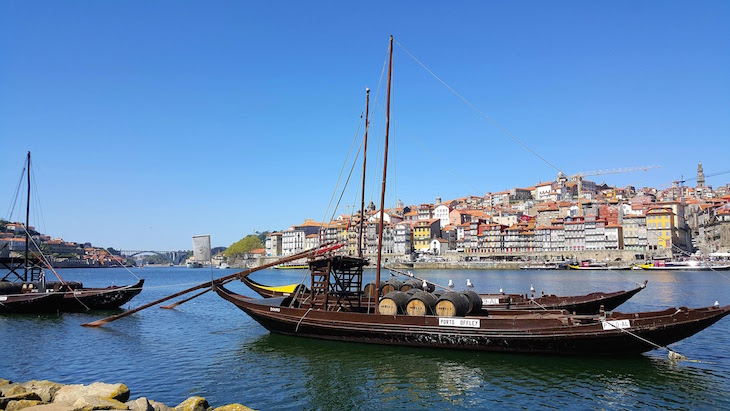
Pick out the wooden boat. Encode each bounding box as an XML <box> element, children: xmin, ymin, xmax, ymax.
<box><xmin>1</xmin><ymin>152</ymin><xmax>144</xmax><ymax>314</ymax></box>
<box><xmin>242</xmin><ymin>274</ymin><xmax>308</xmax><ymax>298</ymax></box>
<box><xmin>215</xmin><ymin>263</ymin><xmax>730</xmax><ymax>355</ymax></box>
<box><xmin>46</xmin><ymin>279</ymin><xmax>146</xmax><ymax>312</ymax></box>
<box><xmin>214</xmin><ymin>37</ymin><xmax>730</xmax><ymax>355</ymax></box>
<box><xmin>241</xmin><ymin>271</ymin><xmax>646</xmax><ymax>314</ymax></box>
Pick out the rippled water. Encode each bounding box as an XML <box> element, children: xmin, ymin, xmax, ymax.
<box><xmin>2</xmin><ymin>266</ymin><xmax>729</xmax><ymax>410</ymax></box>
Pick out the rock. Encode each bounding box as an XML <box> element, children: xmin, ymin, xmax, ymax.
<box><xmin>54</xmin><ymin>384</ymin><xmax>129</xmax><ymax>405</ymax></box>
<box><xmin>0</xmin><ymin>380</ymin><xmax>13</xmax><ymax>391</ymax></box>
<box><xmin>6</xmin><ymin>400</ymin><xmax>43</xmax><ymax>411</ymax></box>
<box><xmin>212</xmin><ymin>405</ymin><xmax>256</xmax><ymax>411</ymax></box>
<box><xmin>72</xmin><ymin>396</ymin><xmax>128</xmax><ymax>410</ymax></box>
<box><xmin>19</xmin><ymin>403</ymin><xmax>92</xmax><ymax>411</ymax></box>
<box><xmin>1</xmin><ymin>393</ymin><xmax>42</xmax><ymax>409</ymax></box>
<box><xmin>174</xmin><ymin>397</ymin><xmax>208</xmax><ymax>411</ymax></box>
<box><xmin>125</xmin><ymin>398</ymin><xmax>153</xmax><ymax>411</ymax></box>
<box><xmin>20</xmin><ymin>381</ymin><xmax>64</xmax><ymax>403</ymax></box>
<box><xmin>147</xmin><ymin>401</ymin><xmax>172</xmax><ymax>411</ymax></box>
<box><xmin>5</xmin><ymin>386</ymin><xmax>28</xmax><ymax>397</ymax></box>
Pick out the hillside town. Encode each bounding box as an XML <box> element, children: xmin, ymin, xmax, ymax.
<box><xmin>0</xmin><ymin>222</ymin><xmax>132</xmax><ymax>267</ymax></box>
<box><xmin>265</xmin><ymin>163</ymin><xmax>730</xmax><ymax>263</ymax></box>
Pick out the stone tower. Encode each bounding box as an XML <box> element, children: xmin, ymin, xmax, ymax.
<box><xmin>697</xmin><ymin>162</ymin><xmax>705</xmax><ymax>188</ymax></box>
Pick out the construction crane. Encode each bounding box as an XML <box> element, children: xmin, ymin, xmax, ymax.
<box><xmin>571</xmin><ymin>165</ymin><xmax>663</xmax><ymax>215</ymax></box>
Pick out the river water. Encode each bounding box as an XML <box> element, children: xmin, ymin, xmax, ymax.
<box><xmin>2</xmin><ymin>266</ymin><xmax>729</xmax><ymax>410</ymax></box>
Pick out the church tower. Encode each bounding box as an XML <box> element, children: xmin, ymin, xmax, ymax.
<box><xmin>697</xmin><ymin>162</ymin><xmax>705</xmax><ymax>188</ymax></box>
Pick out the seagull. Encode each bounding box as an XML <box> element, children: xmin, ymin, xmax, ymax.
<box><xmin>499</xmin><ymin>287</ymin><xmax>504</xmax><ymax>294</ymax></box>
<box><xmin>530</xmin><ymin>284</ymin><xmax>535</xmax><ymax>293</ymax></box>
<box><xmin>422</xmin><ymin>280</ymin><xmax>428</xmax><ymax>289</ymax></box>
<box><xmin>466</xmin><ymin>279</ymin><xmax>474</xmax><ymax>288</ymax></box>
<box><xmin>715</xmin><ymin>301</ymin><xmax>720</xmax><ymax>308</ymax></box>
<box><xmin>448</xmin><ymin>279</ymin><xmax>454</xmax><ymax>288</ymax></box>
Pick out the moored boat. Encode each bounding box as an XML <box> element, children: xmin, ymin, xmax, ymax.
<box><xmin>1</xmin><ymin>152</ymin><xmax>144</xmax><ymax>314</ymax></box>
<box><xmin>568</xmin><ymin>260</ymin><xmax>632</xmax><ymax>270</ymax></box>
<box><xmin>639</xmin><ymin>259</ymin><xmax>730</xmax><ymax>271</ymax></box>
<box><xmin>215</xmin><ymin>277</ymin><xmax>730</xmax><ymax>355</ymax></box>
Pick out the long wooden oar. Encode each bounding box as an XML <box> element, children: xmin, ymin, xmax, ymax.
<box><xmin>159</xmin><ymin>287</ymin><xmax>213</xmax><ymax>309</ymax></box>
<box><xmin>81</xmin><ymin>243</ymin><xmax>337</xmax><ymax>327</ymax></box>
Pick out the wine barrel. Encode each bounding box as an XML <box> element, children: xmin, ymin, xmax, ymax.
<box><xmin>460</xmin><ymin>290</ymin><xmax>483</xmax><ymax>314</ymax></box>
<box><xmin>363</xmin><ymin>281</ymin><xmax>383</xmax><ymax>297</ymax></box>
<box><xmin>378</xmin><ymin>291</ymin><xmax>410</xmax><ymax>315</ymax></box>
<box><xmin>381</xmin><ymin>279</ymin><xmax>403</xmax><ymax>294</ymax></box>
<box><xmin>399</xmin><ymin>279</ymin><xmax>423</xmax><ymax>292</ymax></box>
<box><xmin>435</xmin><ymin>291</ymin><xmax>470</xmax><ymax>317</ymax></box>
<box><xmin>406</xmin><ymin>290</ymin><xmax>438</xmax><ymax>316</ymax></box>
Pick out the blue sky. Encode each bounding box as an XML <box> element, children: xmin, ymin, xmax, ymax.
<box><xmin>1</xmin><ymin>1</ymin><xmax>729</xmax><ymax>250</ymax></box>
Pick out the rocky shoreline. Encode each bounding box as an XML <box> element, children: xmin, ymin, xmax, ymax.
<box><xmin>0</xmin><ymin>380</ymin><xmax>255</xmax><ymax>411</ymax></box>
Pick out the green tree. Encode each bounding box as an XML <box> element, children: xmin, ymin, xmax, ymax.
<box><xmin>224</xmin><ymin>235</ymin><xmax>263</xmax><ymax>257</ymax></box>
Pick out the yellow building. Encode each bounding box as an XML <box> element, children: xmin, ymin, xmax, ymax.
<box><xmin>646</xmin><ymin>208</ymin><xmax>675</xmax><ymax>251</ymax></box>
<box><xmin>413</xmin><ymin>219</ymin><xmax>440</xmax><ymax>251</ymax></box>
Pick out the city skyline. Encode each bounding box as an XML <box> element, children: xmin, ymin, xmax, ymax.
<box><xmin>2</xmin><ymin>1</ymin><xmax>729</xmax><ymax>250</ymax></box>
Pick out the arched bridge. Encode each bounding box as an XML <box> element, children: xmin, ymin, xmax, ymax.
<box><xmin>121</xmin><ymin>250</ymin><xmax>190</xmax><ymax>265</ymax></box>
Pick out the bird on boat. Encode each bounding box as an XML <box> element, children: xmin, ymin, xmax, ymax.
<box><xmin>466</xmin><ymin>279</ymin><xmax>474</xmax><ymax>288</ymax></box>
<box><xmin>422</xmin><ymin>280</ymin><xmax>428</xmax><ymax>289</ymax></box>
<box><xmin>530</xmin><ymin>284</ymin><xmax>535</xmax><ymax>292</ymax></box>
<box><xmin>448</xmin><ymin>279</ymin><xmax>454</xmax><ymax>288</ymax></box>
<box><xmin>499</xmin><ymin>287</ymin><xmax>504</xmax><ymax>294</ymax></box>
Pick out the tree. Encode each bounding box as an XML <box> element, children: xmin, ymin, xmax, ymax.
<box><xmin>225</xmin><ymin>235</ymin><xmax>263</xmax><ymax>257</ymax></box>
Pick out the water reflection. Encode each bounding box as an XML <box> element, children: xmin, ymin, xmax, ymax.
<box><xmin>237</xmin><ymin>332</ymin><xmax>729</xmax><ymax>410</ymax></box>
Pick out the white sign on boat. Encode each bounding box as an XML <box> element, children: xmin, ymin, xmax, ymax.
<box><xmin>439</xmin><ymin>318</ymin><xmax>481</xmax><ymax>328</ymax></box>
<box><xmin>601</xmin><ymin>319</ymin><xmax>631</xmax><ymax>330</ymax></box>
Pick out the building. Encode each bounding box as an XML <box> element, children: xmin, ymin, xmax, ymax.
<box><xmin>265</xmin><ymin>232</ymin><xmax>283</xmax><ymax>256</ymax></box>
<box><xmin>622</xmin><ymin>214</ymin><xmax>647</xmax><ymax>251</ymax></box>
<box><xmin>413</xmin><ymin>219</ymin><xmax>441</xmax><ymax>252</ymax></box>
<box><xmin>646</xmin><ymin>208</ymin><xmax>674</xmax><ymax>252</ymax></box>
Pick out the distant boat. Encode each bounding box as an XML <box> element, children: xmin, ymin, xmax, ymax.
<box><xmin>186</xmin><ymin>261</ymin><xmax>203</xmax><ymax>268</ymax></box>
<box><xmin>639</xmin><ymin>259</ymin><xmax>730</xmax><ymax>271</ymax></box>
<box><xmin>568</xmin><ymin>260</ymin><xmax>631</xmax><ymax>270</ymax></box>
<box><xmin>273</xmin><ymin>262</ymin><xmax>309</xmax><ymax>269</ymax></box>
<box><xmin>217</xmin><ymin>262</ymin><xmax>231</xmax><ymax>269</ymax></box>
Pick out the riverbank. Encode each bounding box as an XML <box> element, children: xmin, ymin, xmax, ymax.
<box><xmin>0</xmin><ymin>379</ymin><xmax>255</xmax><ymax>411</ymax></box>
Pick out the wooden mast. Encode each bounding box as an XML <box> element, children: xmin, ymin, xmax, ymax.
<box><xmin>24</xmin><ymin>151</ymin><xmax>31</xmax><ymax>282</ymax></box>
<box><xmin>375</xmin><ymin>36</ymin><xmax>393</xmax><ymax>314</ymax></box>
<box><xmin>358</xmin><ymin>88</ymin><xmax>370</xmax><ymax>257</ymax></box>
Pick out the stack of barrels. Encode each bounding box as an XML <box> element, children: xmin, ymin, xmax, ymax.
<box><xmin>367</xmin><ymin>279</ymin><xmax>482</xmax><ymax>317</ymax></box>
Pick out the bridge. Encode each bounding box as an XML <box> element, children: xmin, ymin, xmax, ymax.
<box><xmin>120</xmin><ymin>250</ymin><xmax>191</xmax><ymax>265</ymax></box>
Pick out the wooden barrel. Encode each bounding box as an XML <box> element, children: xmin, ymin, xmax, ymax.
<box><xmin>381</xmin><ymin>279</ymin><xmax>403</xmax><ymax>295</ymax></box>
<box><xmin>399</xmin><ymin>279</ymin><xmax>423</xmax><ymax>292</ymax></box>
<box><xmin>363</xmin><ymin>281</ymin><xmax>383</xmax><ymax>297</ymax></box>
<box><xmin>461</xmin><ymin>290</ymin><xmax>483</xmax><ymax>314</ymax></box>
<box><xmin>435</xmin><ymin>291</ymin><xmax>470</xmax><ymax>317</ymax></box>
<box><xmin>406</xmin><ymin>290</ymin><xmax>438</xmax><ymax>316</ymax></box>
<box><xmin>378</xmin><ymin>291</ymin><xmax>410</xmax><ymax>315</ymax></box>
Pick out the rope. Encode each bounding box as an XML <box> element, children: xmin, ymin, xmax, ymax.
<box><xmin>395</xmin><ymin>39</ymin><xmax>563</xmax><ymax>174</ymax></box>
<box><xmin>295</xmin><ymin>307</ymin><xmax>313</xmax><ymax>333</ymax></box>
<box><xmin>320</xmin><ymin>104</ymin><xmax>366</xmax><ymax>230</ymax></box>
<box><xmin>600</xmin><ymin>316</ymin><xmax>707</xmax><ymax>363</ymax></box>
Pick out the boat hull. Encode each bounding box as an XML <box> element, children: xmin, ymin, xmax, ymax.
<box><xmin>0</xmin><ymin>291</ymin><xmax>65</xmax><ymax>314</ymax></box>
<box><xmin>57</xmin><ymin>279</ymin><xmax>145</xmax><ymax>312</ymax></box>
<box><xmin>216</xmin><ymin>285</ymin><xmax>730</xmax><ymax>355</ymax></box>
